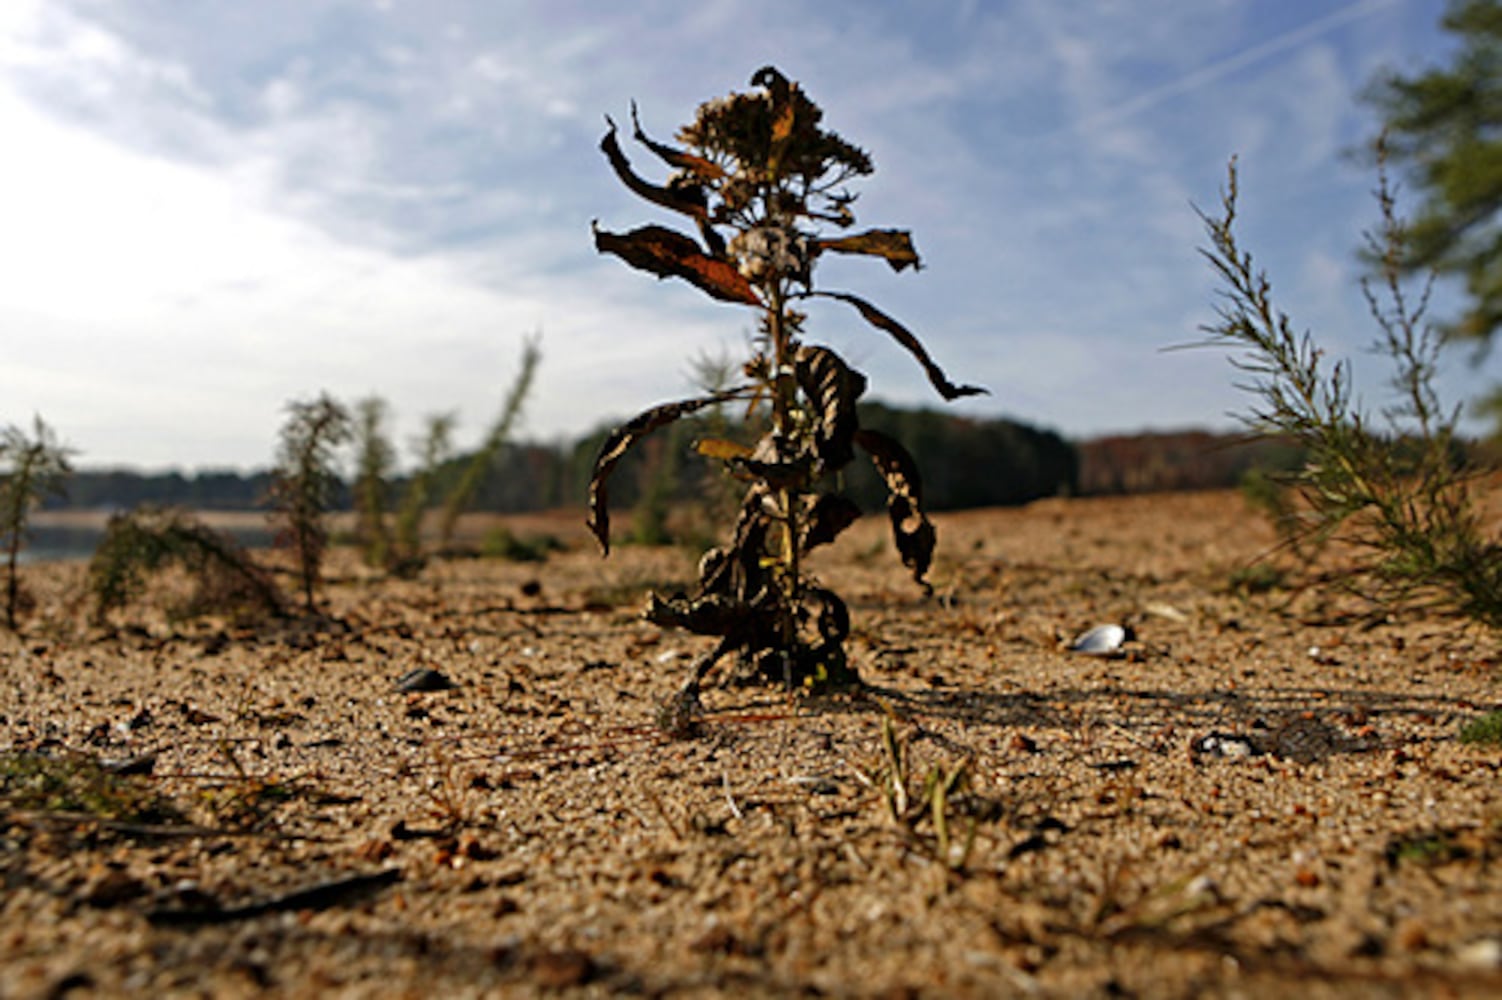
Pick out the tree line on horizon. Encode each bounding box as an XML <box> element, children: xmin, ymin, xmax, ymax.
<box><xmin>50</xmin><ymin>402</ymin><xmax>1073</xmax><ymax>513</ymax></box>
<box><xmin>43</xmin><ymin>409</ymin><xmax>1344</xmax><ymax>517</ymax></box>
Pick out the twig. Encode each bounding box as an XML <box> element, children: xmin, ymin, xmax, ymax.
<box><xmin>4</xmin><ymin>809</ymin><xmax>323</xmax><ymax>841</ymax></box>
<box><xmin>721</xmin><ymin>772</ymin><xmax>744</xmax><ymax>821</ymax></box>
<box><xmin>641</xmin><ymin>787</ymin><xmax>684</xmax><ymax>842</ymax></box>
<box><xmin>147</xmin><ymin>868</ymin><xmax>402</xmax><ymax>926</ymax></box>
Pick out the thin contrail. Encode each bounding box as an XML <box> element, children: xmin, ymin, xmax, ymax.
<box><xmin>1060</xmin><ymin>0</ymin><xmax>1402</xmax><ymax>135</ymax></box>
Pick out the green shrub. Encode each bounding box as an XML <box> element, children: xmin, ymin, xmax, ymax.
<box><xmin>351</xmin><ymin>396</ymin><xmax>397</xmax><ymax>569</ymax></box>
<box><xmin>0</xmin><ymin>750</ymin><xmax>185</xmax><ymax>826</ymax></box>
<box><xmin>88</xmin><ymin>506</ymin><xmax>284</xmax><ymax>623</ymax></box>
<box><xmin>1197</xmin><ymin>154</ymin><xmax>1502</xmax><ymax>628</ymax></box>
<box><xmin>1459</xmin><ymin>710</ymin><xmax>1502</xmax><ymax>746</ymax></box>
<box><xmin>480</xmin><ymin>526</ymin><xmax>561</xmax><ymax>562</ymax></box>
<box><xmin>436</xmin><ymin>338</ymin><xmax>541</xmax><ymax>550</ymax></box>
<box><xmin>0</xmin><ymin>416</ymin><xmax>73</xmax><ymax>629</ymax></box>
<box><xmin>269</xmin><ymin>393</ymin><xmax>351</xmax><ymax>613</ymax></box>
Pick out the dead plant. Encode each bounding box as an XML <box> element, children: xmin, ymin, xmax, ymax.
<box><xmin>589</xmin><ymin>67</ymin><xmax>985</xmax><ymax>727</ymax></box>
<box><xmin>87</xmin><ymin>505</ymin><xmax>284</xmax><ymax>624</ymax></box>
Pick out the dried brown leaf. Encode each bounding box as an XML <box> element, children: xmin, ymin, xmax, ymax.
<box><xmin>814</xmin><ymin>229</ymin><xmax>921</xmax><ymax>272</ymax></box>
<box><xmin>855</xmin><ymin>428</ymin><xmax>936</xmax><ymax>592</ymax></box>
<box><xmin>803</xmin><ymin>585</ymin><xmax>852</xmax><ymax>646</ymax></box>
<box><xmin>801</xmin><ymin>494</ymin><xmax>862</xmax><ymax>552</ymax></box>
<box><xmin>694</xmin><ymin>437</ymin><xmax>753</xmax><ymax>462</ymax></box>
<box><xmin>593</xmin><ymin>223</ymin><xmax>760</xmax><ymax>306</ymax></box>
<box><xmin>643</xmin><ymin>591</ymin><xmax>754</xmax><ymax>638</ymax></box>
<box><xmin>809</xmin><ymin>291</ymin><xmax>987</xmax><ymax>401</ymax></box>
<box><xmin>630</xmin><ymin>101</ymin><xmax>724</xmax><ymax>182</ymax></box>
<box><xmin>599</xmin><ymin>117</ymin><xmax>708</xmax><ymax>221</ymax></box>
<box><xmin>587</xmin><ymin>392</ymin><xmax>743</xmax><ymax>554</ymax></box>
<box><xmin>733</xmin><ymin>454</ymin><xmax>816</xmax><ymax>492</ymax></box>
<box><xmin>753</xmin><ymin>65</ymin><xmax>796</xmax><ymax>138</ymax></box>
<box><xmin>794</xmin><ymin>345</ymin><xmax>867</xmax><ymax>470</ymax></box>
<box><xmin>697</xmin><ymin>486</ymin><xmax>775</xmax><ymax>601</ymax></box>
<box><xmin>770</xmin><ymin>91</ymin><xmax>796</xmax><ymax>145</ymax></box>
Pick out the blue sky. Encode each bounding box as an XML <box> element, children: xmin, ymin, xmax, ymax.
<box><xmin>1</xmin><ymin>0</ymin><xmax>1492</xmax><ymax>471</ymax></box>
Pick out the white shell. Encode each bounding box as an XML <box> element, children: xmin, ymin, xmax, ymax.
<box><xmin>1070</xmin><ymin>623</ymin><xmax>1126</xmax><ymax>655</ymax></box>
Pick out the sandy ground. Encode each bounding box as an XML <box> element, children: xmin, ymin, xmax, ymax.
<box><xmin>2</xmin><ymin>490</ymin><xmax>1501</xmax><ymax>998</ymax></box>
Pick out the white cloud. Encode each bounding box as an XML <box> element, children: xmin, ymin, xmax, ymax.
<box><xmin>0</xmin><ymin>0</ymin><xmax>1489</xmax><ymax>471</ymax></box>
<box><xmin>0</xmin><ymin>70</ymin><xmax>621</xmax><ymax>468</ymax></box>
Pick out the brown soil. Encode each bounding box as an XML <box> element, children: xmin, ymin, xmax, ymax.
<box><xmin>2</xmin><ymin>490</ymin><xmax>1500</xmax><ymax>999</ymax></box>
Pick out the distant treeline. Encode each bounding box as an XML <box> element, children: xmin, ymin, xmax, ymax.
<box><xmin>59</xmin><ymin>469</ymin><xmax>278</xmax><ymax>510</ymax></box>
<box><xmin>49</xmin><ymin>409</ymin><xmax>1324</xmax><ymax>516</ymax></box>
<box><xmin>561</xmin><ymin>401</ymin><xmax>1081</xmax><ymax>520</ymax></box>
<box><xmin>850</xmin><ymin>403</ymin><xmax>1077</xmax><ymax>510</ymax></box>
<box><xmin>1075</xmin><ymin>430</ymin><xmax>1305</xmax><ymax>495</ymax></box>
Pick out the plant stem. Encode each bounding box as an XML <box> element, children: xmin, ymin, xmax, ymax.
<box><xmin>5</xmin><ymin>533</ymin><xmax>19</xmax><ymax>630</ymax></box>
<box><xmin>5</xmin><ymin>458</ymin><xmax>33</xmax><ymax>629</ymax></box>
<box><xmin>767</xmin><ymin>281</ymin><xmax>802</xmax><ymax>647</ymax></box>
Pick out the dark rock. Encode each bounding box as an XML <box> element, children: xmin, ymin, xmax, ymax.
<box><xmin>396</xmin><ymin>668</ymin><xmax>457</xmax><ymax>692</ymax></box>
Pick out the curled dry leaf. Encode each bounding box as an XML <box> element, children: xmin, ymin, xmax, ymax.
<box><xmin>628</xmin><ymin>101</ymin><xmax>724</xmax><ymax>182</ymax></box>
<box><xmin>806</xmin><ymin>291</ymin><xmax>987</xmax><ymax>401</ymax></box>
<box><xmin>814</xmin><ymin>229</ymin><xmax>922</xmax><ymax>272</ymax></box>
<box><xmin>856</xmin><ymin>428</ymin><xmax>937</xmax><ymax>592</ymax></box>
<box><xmin>732</xmin><ymin>452</ymin><xmax>816</xmax><ymax>492</ymax></box>
<box><xmin>615</xmin><ymin>103</ymin><xmax>731</xmax><ymax>256</ymax></box>
<box><xmin>592</xmin><ymin>224</ymin><xmax>760</xmax><ymax>306</ymax></box>
<box><xmin>801</xmin><ymin>494</ymin><xmax>862</xmax><ymax>552</ymax></box>
<box><xmin>587</xmin><ymin>391</ymin><xmax>744</xmax><ymax>554</ymax></box>
<box><xmin>644</xmin><ymin>591</ymin><xmax>756</xmax><ymax>638</ymax></box>
<box><xmin>765</xmin><ymin>72</ymin><xmax>797</xmax><ymax>173</ymax></box>
<box><xmin>697</xmin><ymin>487</ymin><xmax>775</xmax><ymax>601</ymax></box>
<box><xmin>795</xmin><ymin>345</ymin><xmax>867</xmax><ymax>470</ymax></box>
<box><xmin>804</xmin><ymin>586</ymin><xmax>851</xmax><ymax>644</ymax></box>
<box><xmin>756</xmin><ymin>65</ymin><xmax>795</xmax><ymax>133</ymax></box>
<box><xmin>599</xmin><ymin>118</ymin><xmax>708</xmax><ymax>222</ymax></box>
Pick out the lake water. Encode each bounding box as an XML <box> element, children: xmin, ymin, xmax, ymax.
<box><xmin>17</xmin><ymin>523</ymin><xmax>277</xmax><ymax>564</ymax></box>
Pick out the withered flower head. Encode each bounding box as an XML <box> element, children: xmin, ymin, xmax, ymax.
<box><xmin>678</xmin><ymin>67</ymin><xmax>872</xmax><ymax>225</ymax></box>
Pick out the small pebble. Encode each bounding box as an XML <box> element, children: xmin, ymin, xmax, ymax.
<box><xmin>395</xmin><ymin>668</ymin><xmax>457</xmax><ymax>692</ymax></box>
<box><xmin>1070</xmin><ymin>624</ymin><xmax>1126</xmax><ymax>656</ymax></box>
<box><xmin>82</xmin><ymin>868</ymin><xmax>147</xmax><ymax>907</ymax></box>
<box><xmin>1184</xmin><ymin>875</ymin><xmax>1219</xmax><ymax>900</ymax></box>
<box><xmin>530</xmin><ymin>949</ymin><xmax>595</xmax><ymax>989</ymax></box>
<box><xmin>1193</xmin><ymin>733</ymin><xmax>1259</xmax><ymax>760</ymax></box>
<box><xmin>1395</xmin><ymin>918</ymin><xmax>1429</xmax><ymax>952</ymax></box>
<box><xmin>1009</xmin><ymin>733</ymin><xmax>1039</xmax><ymax>754</ymax></box>
<box><xmin>101</xmin><ymin>754</ymin><xmax>157</xmax><ymax>776</ymax></box>
<box><xmin>1455</xmin><ymin>938</ymin><xmax>1502</xmax><ymax>971</ymax></box>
